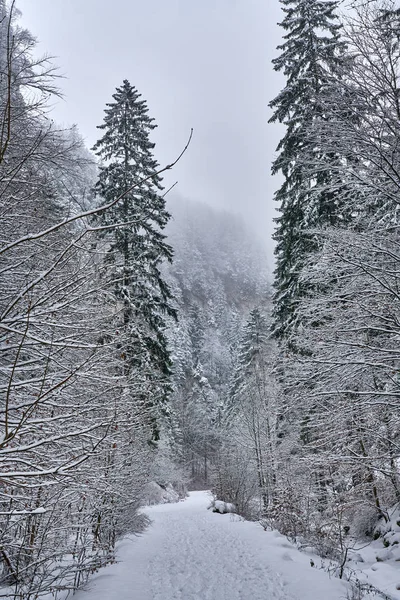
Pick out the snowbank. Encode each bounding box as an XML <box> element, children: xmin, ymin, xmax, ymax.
<box><xmin>341</xmin><ymin>505</ymin><xmax>400</xmax><ymax>599</ymax></box>
<box><xmin>208</xmin><ymin>499</ymin><xmax>236</xmax><ymax>514</ymax></box>
<box><xmin>142</xmin><ymin>481</ymin><xmax>181</xmax><ymax>505</ymax></box>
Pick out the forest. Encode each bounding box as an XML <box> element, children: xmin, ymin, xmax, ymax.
<box><xmin>1</xmin><ymin>0</ymin><xmax>400</xmax><ymax>599</ymax></box>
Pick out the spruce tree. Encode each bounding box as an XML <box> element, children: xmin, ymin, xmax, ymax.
<box><xmin>93</xmin><ymin>80</ymin><xmax>175</xmax><ymax>427</ymax></box>
<box><xmin>229</xmin><ymin>308</ymin><xmax>270</xmax><ymax>414</ymax></box>
<box><xmin>269</xmin><ymin>0</ymin><xmax>345</xmax><ymax>338</ymax></box>
<box><xmin>227</xmin><ymin>308</ymin><xmax>278</xmax><ymax>512</ymax></box>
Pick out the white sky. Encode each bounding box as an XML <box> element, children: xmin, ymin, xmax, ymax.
<box><xmin>17</xmin><ymin>0</ymin><xmax>283</xmax><ymax>266</ymax></box>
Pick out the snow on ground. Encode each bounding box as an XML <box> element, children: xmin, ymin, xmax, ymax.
<box><xmin>210</xmin><ymin>499</ymin><xmax>236</xmax><ymax>514</ymax></box>
<box><xmin>74</xmin><ymin>491</ymin><xmax>349</xmax><ymax>600</ymax></box>
<box><xmin>343</xmin><ymin>506</ymin><xmax>400</xmax><ymax>600</ymax></box>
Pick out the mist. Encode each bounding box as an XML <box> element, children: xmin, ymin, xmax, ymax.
<box><xmin>18</xmin><ymin>0</ymin><xmax>283</xmax><ymax>265</ymax></box>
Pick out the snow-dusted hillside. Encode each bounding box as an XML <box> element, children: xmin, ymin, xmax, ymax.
<box><xmin>163</xmin><ymin>196</ymin><xmax>270</xmax><ymax>487</ymax></box>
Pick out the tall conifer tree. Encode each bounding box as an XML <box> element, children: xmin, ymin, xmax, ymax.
<box><xmin>93</xmin><ymin>80</ymin><xmax>175</xmax><ymax>420</ymax></box>
<box><xmin>269</xmin><ymin>0</ymin><xmax>345</xmax><ymax>338</ymax></box>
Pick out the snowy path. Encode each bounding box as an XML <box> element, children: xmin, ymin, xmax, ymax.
<box><xmin>75</xmin><ymin>491</ymin><xmax>348</xmax><ymax>600</ymax></box>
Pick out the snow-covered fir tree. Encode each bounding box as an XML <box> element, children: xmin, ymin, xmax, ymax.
<box><xmin>93</xmin><ymin>80</ymin><xmax>176</xmax><ymax>435</ymax></box>
<box><xmin>283</xmin><ymin>0</ymin><xmax>400</xmax><ymax>530</ymax></box>
<box><xmin>260</xmin><ymin>0</ymin><xmax>400</xmax><ymax>560</ymax></box>
<box><xmin>269</xmin><ymin>0</ymin><xmax>345</xmax><ymax>338</ymax></box>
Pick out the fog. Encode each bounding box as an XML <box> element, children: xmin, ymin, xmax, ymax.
<box><xmin>18</xmin><ymin>0</ymin><xmax>283</xmax><ymax>266</ymax></box>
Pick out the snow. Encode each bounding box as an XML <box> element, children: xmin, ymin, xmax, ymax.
<box><xmin>209</xmin><ymin>499</ymin><xmax>236</xmax><ymax>513</ymax></box>
<box><xmin>0</xmin><ymin>507</ymin><xmax>47</xmax><ymax>515</ymax></box>
<box><xmin>142</xmin><ymin>481</ymin><xmax>180</xmax><ymax>505</ymax></box>
<box><xmin>73</xmin><ymin>491</ymin><xmax>349</xmax><ymax>600</ymax></box>
<box><xmin>340</xmin><ymin>506</ymin><xmax>400</xmax><ymax>600</ymax></box>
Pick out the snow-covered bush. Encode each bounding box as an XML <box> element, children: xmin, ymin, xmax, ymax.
<box><xmin>208</xmin><ymin>499</ymin><xmax>236</xmax><ymax>514</ymax></box>
<box><xmin>374</xmin><ymin>505</ymin><xmax>400</xmax><ymax>546</ymax></box>
<box><xmin>147</xmin><ymin>440</ymin><xmax>189</xmax><ymax>502</ymax></box>
<box><xmin>351</xmin><ymin>505</ymin><xmax>381</xmax><ymax>541</ymax></box>
<box><xmin>142</xmin><ymin>482</ymin><xmax>180</xmax><ymax>505</ymax></box>
<box><xmin>212</xmin><ymin>443</ymin><xmax>260</xmax><ymax>520</ymax></box>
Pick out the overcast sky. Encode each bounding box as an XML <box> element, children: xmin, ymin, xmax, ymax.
<box><xmin>17</xmin><ymin>0</ymin><xmax>283</xmax><ymax>266</ymax></box>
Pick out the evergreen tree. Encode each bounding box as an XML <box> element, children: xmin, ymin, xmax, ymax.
<box><xmin>229</xmin><ymin>308</ymin><xmax>269</xmax><ymax>408</ymax></box>
<box><xmin>220</xmin><ymin>308</ymin><xmax>279</xmax><ymax>514</ymax></box>
<box><xmin>93</xmin><ymin>80</ymin><xmax>176</xmax><ymax>429</ymax></box>
<box><xmin>269</xmin><ymin>0</ymin><xmax>345</xmax><ymax>338</ymax></box>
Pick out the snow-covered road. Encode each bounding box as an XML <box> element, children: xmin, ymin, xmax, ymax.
<box><xmin>75</xmin><ymin>491</ymin><xmax>348</xmax><ymax>600</ymax></box>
